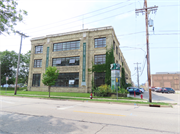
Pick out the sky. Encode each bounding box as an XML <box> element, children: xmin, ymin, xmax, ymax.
<box><xmin>0</xmin><ymin>0</ymin><xmax>179</xmax><ymax>85</ymax></box>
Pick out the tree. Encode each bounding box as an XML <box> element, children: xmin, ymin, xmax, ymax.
<box><xmin>42</xmin><ymin>66</ymin><xmax>59</xmax><ymax>97</ymax></box>
<box><xmin>0</xmin><ymin>0</ymin><xmax>27</xmax><ymax>34</ymax></box>
<box><xmin>18</xmin><ymin>50</ymin><xmax>31</xmax><ymax>84</ymax></box>
<box><xmin>120</xmin><ymin>64</ymin><xmax>127</xmax><ymax>89</ymax></box>
<box><xmin>0</xmin><ymin>50</ymin><xmax>18</xmax><ymax>85</ymax></box>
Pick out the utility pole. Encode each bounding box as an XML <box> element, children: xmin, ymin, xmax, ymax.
<box><xmin>14</xmin><ymin>31</ymin><xmax>29</xmax><ymax>95</ymax></box>
<box><xmin>135</xmin><ymin>0</ymin><xmax>158</xmax><ymax>103</ymax></box>
<box><xmin>134</xmin><ymin>63</ymin><xmax>141</xmax><ymax>88</ymax></box>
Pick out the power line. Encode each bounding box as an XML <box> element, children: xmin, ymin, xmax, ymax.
<box><xmin>23</xmin><ymin>0</ymin><xmax>131</xmax><ymax>31</ymax></box>
<box><xmin>29</xmin><ymin>10</ymin><xmax>134</xmax><ymax>36</ymax></box>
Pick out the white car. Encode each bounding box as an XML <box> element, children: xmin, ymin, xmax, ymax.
<box><xmin>139</xmin><ymin>88</ymin><xmax>145</xmax><ymax>93</ymax></box>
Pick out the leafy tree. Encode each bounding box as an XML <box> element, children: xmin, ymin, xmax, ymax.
<box><xmin>120</xmin><ymin>64</ymin><xmax>127</xmax><ymax>89</ymax></box>
<box><xmin>0</xmin><ymin>50</ymin><xmax>18</xmax><ymax>85</ymax></box>
<box><xmin>18</xmin><ymin>50</ymin><xmax>31</xmax><ymax>84</ymax></box>
<box><xmin>42</xmin><ymin>66</ymin><xmax>59</xmax><ymax>97</ymax></box>
<box><xmin>0</xmin><ymin>0</ymin><xmax>27</xmax><ymax>34</ymax></box>
<box><xmin>0</xmin><ymin>50</ymin><xmax>31</xmax><ymax>85</ymax></box>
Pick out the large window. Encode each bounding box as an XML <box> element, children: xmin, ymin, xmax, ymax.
<box><xmin>94</xmin><ymin>55</ymin><xmax>106</xmax><ymax>65</ymax></box>
<box><xmin>53</xmin><ymin>41</ymin><xmax>80</xmax><ymax>51</ymax></box>
<box><xmin>32</xmin><ymin>74</ymin><xmax>41</xmax><ymax>87</ymax></box>
<box><xmin>34</xmin><ymin>59</ymin><xmax>42</xmax><ymax>67</ymax></box>
<box><xmin>94</xmin><ymin>72</ymin><xmax>106</xmax><ymax>87</ymax></box>
<box><xmin>94</xmin><ymin>38</ymin><xmax>106</xmax><ymax>48</ymax></box>
<box><xmin>35</xmin><ymin>46</ymin><xmax>43</xmax><ymax>54</ymax></box>
<box><xmin>52</xmin><ymin>57</ymin><xmax>79</xmax><ymax>66</ymax></box>
<box><xmin>113</xmin><ymin>41</ymin><xmax>115</xmax><ymax>50</ymax></box>
<box><xmin>54</xmin><ymin>73</ymin><xmax>79</xmax><ymax>87</ymax></box>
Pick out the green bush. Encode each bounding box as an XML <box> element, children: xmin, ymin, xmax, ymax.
<box><xmin>96</xmin><ymin>84</ymin><xmax>111</xmax><ymax>97</ymax></box>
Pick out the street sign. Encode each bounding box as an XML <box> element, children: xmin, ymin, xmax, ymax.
<box><xmin>6</xmin><ymin>77</ymin><xmax>8</xmax><ymax>81</ymax></box>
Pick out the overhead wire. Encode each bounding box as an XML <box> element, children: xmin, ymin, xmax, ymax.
<box><xmin>23</xmin><ymin>0</ymin><xmax>132</xmax><ymax>32</ymax></box>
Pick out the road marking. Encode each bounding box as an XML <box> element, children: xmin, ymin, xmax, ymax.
<box><xmin>73</xmin><ymin>111</ymin><xmax>126</xmax><ymax>117</ymax></box>
<box><xmin>57</xmin><ymin>104</ymin><xmax>82</xmax><ymax>110</ymax></box>
<box><xmin>0</xmin><ymin>100</ymin><xmax>14</xmax><ymax>104</ymax></box>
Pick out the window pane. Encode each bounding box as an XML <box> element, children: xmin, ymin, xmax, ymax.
<box><xmin>94</xmin><ymin>55</ymin><xmax>106</xmax><ymax>65</ymax></box>
<box><xmin>35</xmin><ymin>46</ymin><xmax>43</xmax><ymax>54</ymax></box>
<box><xmin>53</xmin><ymin>73</ymin><xmax>79</xmax><ymax>87</ymax></box>
<box><xmin>32</xmin><ymin>74</ymin><xmax>41</xmax><ymax>86</ymax></box>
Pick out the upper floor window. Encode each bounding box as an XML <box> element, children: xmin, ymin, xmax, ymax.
<box><xmin>32</xmin><ymin>74</ymin><xmax>41</xmax><ymax>87</ymax></box>
<box><xmin>34</xmin><ymin>59</ymin><xmax>42</xmax><ymax>68</ymax></box>
<box><xmin>94</xmin><ymin>55</ymin><xmax>106</xmax><ymax>65</ymax></box>
<box><xmin>35</xmin><ymin>46</ymin><xmax>43</xmax><ymax>54</ymax></box>
<box><xmin>94</xmin><ymin>38</ymin><xmax>106</xmax><ymax>48</ymax></box>
<box><xmin>53</xmin><ymin>40</ymin><xmax>80</xmax><ymax>52</ymax></box>
<box><xmin>116</xmin><ymin>46</ymin><xmax>118</xmax><ymax>55</ymax></box>
<box><xmin>52</xmin><ymin>56</ymin><xmax>80</xmax><ymax>66</ymax></box>
<box><xmin>119</xmin><ymin>53</ymin><xmax>120</xmax><ymax>60</ymax></box>
<box><xmin>113</xmin><ymin>41</ymin><xmax>115</xmax><ymax>50</ymax></box>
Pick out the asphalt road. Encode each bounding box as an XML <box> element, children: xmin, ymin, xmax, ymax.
<box><xmin>0</xmin><ymin>96</ymin><xmax>180</xmax><ymax>134</ymax></box>
<box><xmin>130</xmin><ymin>91</ymin><xmax>180</xmax><ymax>104</ymax></box>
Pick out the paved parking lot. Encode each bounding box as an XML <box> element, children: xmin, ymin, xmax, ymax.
<box><xmin>130</xmin><ymin>91</ymin><xmax>180</xmax><ymax>104</ymax></box>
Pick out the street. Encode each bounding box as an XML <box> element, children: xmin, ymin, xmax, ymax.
<box><xmin>0</xmin><ymin>96</ymin><xmax>180</xmax><ymax>134</ymax></box>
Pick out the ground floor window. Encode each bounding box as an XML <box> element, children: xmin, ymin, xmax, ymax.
<box><xmin>32</xmin><ymin>74</ymin><xmax>41</xmax><ymax>86</ymax></box>
<box><xmin>94</xmin><ymin>72</ymin><xmax>106</xmax><ymax>87</ymax></box>
<box><xmin>54</xmin><ymin>73</ymin><xmax>79</xmax><ymax>87</ymax></box>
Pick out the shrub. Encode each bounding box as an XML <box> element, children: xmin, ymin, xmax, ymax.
<box><xmin>96</xmin><ymin>84</ymin><xmax>111</xmax><ymax>97</ymax></box>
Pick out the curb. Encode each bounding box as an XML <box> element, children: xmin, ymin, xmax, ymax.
<box><xmin>1</xmin><ymin>95</ymin><xmax>173</xmax><ymax>108</ymax></box>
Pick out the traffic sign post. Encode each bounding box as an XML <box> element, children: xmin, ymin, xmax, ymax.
<box><xmin>110</xmin><ymin>63</ymin><xmax>121</xmax><ymax>100</ymax></box>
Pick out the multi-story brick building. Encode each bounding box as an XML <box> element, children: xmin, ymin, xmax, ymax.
<box><xmin>28</xmin><ymin>26</ymin><xmax>131</xmax><ymax>92</ymax></box>
<box><xmin>151</xmin><ymin>72</ymin><xmax>180</xmax><ymax>90</ymax></box>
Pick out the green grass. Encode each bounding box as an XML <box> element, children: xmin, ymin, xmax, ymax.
<box><xmin>0</xmin><ymin>89</ymin><xmax>142</xmax><ymax>100</ymax></box>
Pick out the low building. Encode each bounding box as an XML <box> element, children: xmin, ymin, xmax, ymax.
<box><xmin>28</xmin><ymin>26</ymin><xmax>131</xmax><ymax>92</ymax></box>
<box><xmin>151</xmin><ymin>72</ymin><xmax>180</xmax><ymax>90</ymax></box>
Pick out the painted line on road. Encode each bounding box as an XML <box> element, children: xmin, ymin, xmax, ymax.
<box><xmin>57</xmin><ymin>104</ymin><xmax>82</xmax><ymax>110</ymax></box>
<box><xmin>73</xmin><ymin>111</ymin><xmax>126</xmax><ymax>117</ymax></box>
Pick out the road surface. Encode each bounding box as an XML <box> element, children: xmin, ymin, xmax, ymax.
<box><xmin>0</xmin><ymin>96</ymin><xmax>179</xmax><ymax>134</ymax></box>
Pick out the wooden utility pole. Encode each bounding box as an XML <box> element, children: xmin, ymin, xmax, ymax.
<box><xmin>134</xmin><ymin>63</ymin><xmax>141</xmax><ymax>89</ymax></box>
<box><xmin>135</xmin><ymin>0</ymin><xmax>158</xmax><ymax>102</ymax></box>
<box><xmin>14</xmin><ymin>31</ymin><xmax>29</xmax><ymax>95</ymax></box>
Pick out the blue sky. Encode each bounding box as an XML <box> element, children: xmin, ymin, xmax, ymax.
<box><xmin>0</xmin><ymin>0</ymin><xmax>179</xmax><ymax>85</ymax></box>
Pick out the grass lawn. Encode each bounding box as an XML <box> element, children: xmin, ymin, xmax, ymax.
<box><xmin>0</xmin><ymin>89</ymin><xmax>142</xmax><ymax>100</ymax></box>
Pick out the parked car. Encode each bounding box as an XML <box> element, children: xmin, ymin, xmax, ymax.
<box><xmin>155</xmin><ymin>87</ymin><xmax>163</xmax><ymax>92</ymax></box>
<box><xmin>151</xmin><ymin>87</ymin><xmax>156</xmax><ymax>91</ymax></box>
<box><xmin>139</xmin><ymin>88</ymin><xmax>145</xmax><ymax>93</ymax></box>
<box><xmin>127</xmin><ymin>88</ymin><xmax>141</xmax><ymax>95</ymax></box>
<box><xmin>162</xmin><ymin>87</ymin><xmax>175</xmax><ymax>93</ymax></box>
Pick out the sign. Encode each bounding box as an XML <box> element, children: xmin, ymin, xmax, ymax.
<box><xmin>110</xmin><ymin>63</ymin><xmax>120</xmax><ymax>70</ymax></box>
<box><xmin>6</xmin><ymin>77</ymin><xmax>8</xmax><ymax>81</ymax></box>
<box><xmin>46</xmin><ymin>47</ymin><xmax>49</xmax><ymax>68</ymax></box>
<box><xmin>69</xmin><ymin>80</ymin><xmax>75</xmax><ymax>85</ymax></box>
<box><xmin>116</xmin><ymin>78</ymin><xmax>118</xmax><ymax>82</ymax></box>
<box><xmin>82</xmin><ymin>43</ymin><xmax>86</xmax><ymax>84</ymax></box>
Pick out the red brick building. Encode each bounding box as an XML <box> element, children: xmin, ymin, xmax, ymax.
<box><xmin>151</xmin><ymin>72</ymin><xmax>180</xmax><ymax>90</ymax></box>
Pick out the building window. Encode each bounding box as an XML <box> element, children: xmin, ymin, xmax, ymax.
<box><xmin>54</xmin><ymin>73</ymin><xmax>79</xmax><ymax>87</ymax></box>
<box><xmin>94</xmin><ymin>38</ymin><xmax>106</xmax><ymax>48</ymax></box>
<box><xmin>34</xmin><ymin>59</ymin><xmax>42</xmax><ymax>67</ymax></box>
<box><xmin>32</xmin><ymin>74</ymin><xmax>41</xmax><ymax>87</ymax></box>
<box><xmin>113</xmin><ymin>41</ymin><xmax>115</xmax><ymax>50</ymax></box>
<box><xmin>94</xmin><ymin>72</ymin><xmax>106</xmax><ymax>87</ymax></box>
<box><xmin>53</xmin><ymin>40</ymin><xmax>80</xmax><ymax>51</ymax></box>
<box><xmin>35</xmin><ymin>46</ymin><xmax>43</xmax><ymax>54</ymax></box>
<box><xmin>119</xmin><ymin>53</ymin><xmax>120</xmax><ymax>60</ymax></box>
<box><xmin>94</xmin><ymin>55</ymin><xmax>106</xmax><ymax>65</ymax></box>
<box><xmin>116</xmin><ymin>60</ymin><xmax>118</xmax><ymax>63</ymax></box>
<box><xmin>52</xmin><ymin>57</ymin><xmax>80</xmax><ymax>66</ymax></box>
<box><xmin>116</xmin><ymin>46</ymin><xmax>118</xmax><ymax>55</ymax></box>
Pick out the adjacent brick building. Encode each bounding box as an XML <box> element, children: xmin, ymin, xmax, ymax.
<box><xmin>28</xmin><ymin>26</ymin><xmax>131</xmax><ymax>92</ymax></box>
<box><xmin>151</xmin><ymin>72</ymin><xmax>180</xmax><ymax>90</ymax></box>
